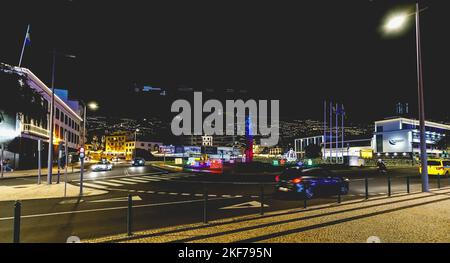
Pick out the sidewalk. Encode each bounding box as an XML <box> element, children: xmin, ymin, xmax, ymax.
<box><xmin>86</xmin><ymin>187</ymin><xmax>450</xmax><ymax>243</ymax></box>
<box><xmin>0</xmin><ymin>183</ymin><xmax>107</xmax><ymax>201</ymax></box>
<box><xmin>0</xmin><ymin>167</ymin><xmax>81</xmax><ymax>180</ymax></box>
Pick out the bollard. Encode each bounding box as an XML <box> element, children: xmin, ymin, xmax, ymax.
<box><xmin>203</xmin><ymin>186</ymin><xmax>208</xmax><ymax>224</ymax></box>
<box><xmin>127</xmin><ymin>194</ymin><xmax>133</xmax><ymax>236</ymax></box>
<box><xmin>437</xmin><ymin>173</ymin><xmax>441</xmax><ymax>189</ymax></box>
<box><xmin>387</xmin><ymin>175</ymin><xmax>391</xmax><ymax>197</ymax></box>
<box><xmin>13</xmin><ymin>201</ymin><xmax>21</xmax><ymax>243</ymax></box>
<box><xmin>260</xmin><ymin>185</ymin><xmax>264</xmax><ymax>216</ymax></box>
<box><xmin>406</xmin><ymin>176</ymin><xmax>410</xmax><ymax>194</ymax></box>
<box><xmin>365</xmin><ymin>175</ymin><xmax>369</xmax><ymax>200</ymax></box>
<box><xmin>303</xmin><ymin>198</ymin><xmax>307</xmax><ymax>209</ymax></box>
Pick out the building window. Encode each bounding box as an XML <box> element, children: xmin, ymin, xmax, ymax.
<box><xmin>55</xmin><ymin>124</ymin><xmax>60</xmax><ymax>138</ymax></box>
<box><xmin>56</xmin><ymin>108</ymin><xmax>60</xmax><ymax>120</ymax></box>
<box><xmin>65</xmin><ymin>115</ymin><xmax>68</xmax><ymax>125</ymax></box>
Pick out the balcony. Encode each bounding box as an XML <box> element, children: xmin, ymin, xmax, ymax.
<box><xmin>22</xmin><ymin>123</ymin><xmax>50</xmax><ymax>138</ymax></box>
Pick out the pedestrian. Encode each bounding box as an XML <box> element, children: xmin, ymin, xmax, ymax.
<box><xmin>4</xmin><ymin>159</ymin><xmax>13</xmax><ymax>172</ymax></box>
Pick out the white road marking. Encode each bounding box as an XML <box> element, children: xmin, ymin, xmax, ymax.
<box><xmin>89</xmin><ymin>195</ymin><xmax>142</xmax><ymax>203</ymax></box>
<box><xmin>133</xmin><ymin>177</ymin><xmax>160</xmax><ymax>182</ymax></box>
<box><xmin>220</xmin><ymin>201</ymin><xmax>268</xmax><ymax>210</ymax></box>
<box><xmin>0</xmin><ymin>197</ymin><xmax>234</xmax><ymax>221</ymax></box>
<box><xmin>169</xmin><ymin>192</ymin><xmax>179</xmax><ymax>195</ymax></box>
<box><xmin>119</xmin><ymin>178</ymin><xmax>149</xmax><ymax>183</ymax></box>
<box><xmin>194</xmin><ymin>194</ymin><xmax>203</xmax><ymax>197</ymax></box>
<box><xmin>181</xmin><ymin>193</ymin><xmax>191</xmax><ymax>196</ymax></box>
<box><xmin>91</xmin><ymin>181</ymin><xmax>123</xmax><ymax>187</ymax></box>
<box><xmin>108</xmin><ymin>179</ymin><xmax>136</xmax><ymax>185</ymax></box>
<box><xmin>82</xmin><ymin>182</ymin><xmax>108</xmax><ymax>189</ymax></box>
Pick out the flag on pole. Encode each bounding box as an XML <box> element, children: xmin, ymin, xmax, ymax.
<box><xmin>25</xmin><ymin>31</ymin><xmax>31</xmax><ymax>46</ymax></box>
<box><xmin>18</xmin><ymin>24</ymin><xmax>31</xmax><ymax>67</ymax></box>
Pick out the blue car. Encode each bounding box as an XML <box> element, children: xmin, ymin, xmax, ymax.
<box><xmin>274</xmin><ymin>167</ymin><xmax>349</xmax><ymax>199</ymax></box>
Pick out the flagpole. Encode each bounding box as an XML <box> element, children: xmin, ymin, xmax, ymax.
<box><xmin>335</xmin><ymin>102</ymin><xmax>338</xmax><ymax>163</ymax></box>
<box><xmin>18</xmin><ymin>24</ymin><xmax>30</xmax><ymax>67</ymax></box>
<box><xmin>341</xmin><ymin>104</ymin><xmax>344</xmax><ymax>164</ymax></box>
<box><xmin>329</xmin><ymin>101</ymin><xmax>333</xmax><ymax>164</ymax></box>
<box><xmin>323</xmin><ymin>101</ymin><xmax>326</xmax><ymax>161</ymax></box>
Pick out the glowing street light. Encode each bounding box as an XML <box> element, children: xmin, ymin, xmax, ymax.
<box><xmin>384</xmin><ymin>13</ymin><xmax>408</xmax><ymax>32</ymax></box>
<box><xmin>88</xmin><ymin>101</ymin><xmax>99</xmax><ymax>111</ymax></box>
<box><xmin>381</xmin><ymin>3</ymin><xmax>429</xmax><ymax>192</ymax></box>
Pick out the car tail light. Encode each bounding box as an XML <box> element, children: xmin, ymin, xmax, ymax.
<box><xmin>275</xmin><ymin>175</ymin><xmax>280</xmax><ymax>182</ymax></box>
<box><xmin>291</xmin><ymin>178</ymin><xmax>302</xmax><ymax>184</ymax></box>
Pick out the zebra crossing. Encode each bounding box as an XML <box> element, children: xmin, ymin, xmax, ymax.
<box><xmin>75</xmin><ymin>173</ymin><xmax>198</xmax><ymax>189</ymax></box>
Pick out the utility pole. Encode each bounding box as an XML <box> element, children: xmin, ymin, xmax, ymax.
<box><xmin>47</xmin><ymin>49</ymin><xmax>56</xmax><ymax>185</ymax></box>
<box><xmin>415</xmin><ymin>1</ymin><xmax>429</xmax><ymax>192</ymax></box>
<box><xmin>64</xmin><ymin>131</ymin><xmax>68</xmax><ymax>197</ymax></box>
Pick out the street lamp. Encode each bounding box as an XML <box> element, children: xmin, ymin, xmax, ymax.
<box><xmin>88</xmin><ymin>101</ymin><xmax>99</xmax><ymax>111</ymax></box>
<box><xmin>82</xmin><ymin>101</ymin><xmax>99</xmax><ymax>148</ymax></box>
<box><xmin>47</xmin><ymin>50</ymin><xmax>76</xmax><ymax>185</ymax></box>
<box><xmin>382</xmin><ymin>2</ymin><xmax>429</xmax><ymax>192</ymax></box>
<box><xmin>134</xmin><ymin>128</ymin><xmax>140</xmax><ymax>159</ymax></box>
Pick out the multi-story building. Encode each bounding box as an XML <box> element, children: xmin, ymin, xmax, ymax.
<box><xmin>372</xmin><ymin>117</ymin><xmax>450</xmax><ymax>156</ymax></box>
<box><xmin>105</xmin><ymin>132</ymin><xmax>129</xmax><ymax>154</ymax></box>
<box><xmin>0</xmin><ymin>65</ymin><xmax>83</xmax><ymax>169</ymax></box>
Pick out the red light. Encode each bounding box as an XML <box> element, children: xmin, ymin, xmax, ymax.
<box><xmin>275</xmin><ymin>175</ymin><xmax>280</xmax><ymax>182</ymax></box>
<box><xmin>291</xmin><ymin>178</ymin><xmax>302</xmax><ymax>184</ymax></box>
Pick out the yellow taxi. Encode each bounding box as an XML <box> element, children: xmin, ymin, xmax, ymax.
<box><xmin>419</xmin><ymin>159</ymin><xmax>450</xmax><ymax>177</ymax></box>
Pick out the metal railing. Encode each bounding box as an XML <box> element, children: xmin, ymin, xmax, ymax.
<box><xmin>7</xmin><ymin>174</ymin><xmax>450</xmax><ymax>243</ymax></box>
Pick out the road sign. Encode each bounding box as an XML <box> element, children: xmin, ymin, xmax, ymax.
<box><xmin>220</xmin><ymin>201</ymin><xmax>268</xmax><ymax>210</ymax></box>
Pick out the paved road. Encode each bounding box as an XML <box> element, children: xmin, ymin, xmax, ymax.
<box><xmin>0</xmin><ymin>165</ymin><xmax>448</xmax><ymax>243</ymax></box>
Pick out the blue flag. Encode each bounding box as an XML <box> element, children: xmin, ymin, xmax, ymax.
<box><xmin>25</xmin><ymin>31</ymin><xmax>31</xmax><ymax>46</ymax></box>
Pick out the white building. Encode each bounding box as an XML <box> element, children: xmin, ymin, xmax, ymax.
<box><xmin>372</xmin><ymin>117</ymin><xmax>450</xmax><ymax>156</ymax></box>
<box><xmin>0</xmin><ymin>65</ymin><xmax>83</xmax><ymax>169</ymax></box>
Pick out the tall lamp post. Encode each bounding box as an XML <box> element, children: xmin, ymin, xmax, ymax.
<box><xmin>47</xmin><ymin>50</ymin><xmax>76</xmax><ymax>185</ymax></box>
<box><xmin>83</xmin><ymin>101</ymin><xmax>99</xmax><ymax>147</ymax></box>
<box><xmin>382</xmin><ymin>2</ymin><xmax>429</xmax><ymax>191</ymax></box>
<box><xmin>134</xmin><ymin>129</ymin><xmax>140</xmax><ymax>159</ymax></box>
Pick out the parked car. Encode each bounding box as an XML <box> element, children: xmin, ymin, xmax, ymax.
<box><xmin>274</xmin><ymin>167</ymin><xmax>349</xmax><ymax>199</ymax></box>
<box><xmin>419</xmin><ymin>159</ymin><xmax>450</xmax><ymax>177</ymax></box>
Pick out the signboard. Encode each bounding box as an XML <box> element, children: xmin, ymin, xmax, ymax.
<box><xmin>175</xmin><ymin>158</ymin><xmax>183</xmax><ymax>165</ymax></box>
<box><xmin>381</xmin><ymin>131</ymin><xmax>411</xmax><ymax>153</ymax></box>
<box><xmin>175</xmin><ymin>146</ymin><xmax>185</xmax><ymax>154</ymax></box>
<box><xmin>201</xmin><ymin>146</ymin><xmax>217</xmax><ymax>155</ymax></box>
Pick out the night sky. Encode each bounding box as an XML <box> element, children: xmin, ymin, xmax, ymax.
<box><xmin>1</xmin><ymin>0</ymin><xmax>448</xmax><ymax>124</ymax></box>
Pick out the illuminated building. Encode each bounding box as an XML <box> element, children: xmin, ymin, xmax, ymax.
<box><xmin>0</xmin><ymin>64</ymin><xmax>83</xmax><ymax>169</ymax></box>
<box><xmin>372</xmin><ymin>117</ymin><xmax>450</xmax><ymax>156</ymax></box>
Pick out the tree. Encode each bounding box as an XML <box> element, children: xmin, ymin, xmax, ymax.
<box><xmin>1</xmin><ymin>63</ymin><xmax>48</xmax><ymax>124</ymax></box>
<box><xmin>436</xmin><ymin>132</ymin><xmax>450</xmax><ymax>151</ymax></box>
<box><xmin>305</xmin><ymin>144</ymin><xmax>322</xmax><ymax>159</ymax></box>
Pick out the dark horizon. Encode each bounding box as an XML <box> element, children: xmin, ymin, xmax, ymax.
<box><xmin>1</xmin><ymin>0</ymin><xmax>449</xmax><ymax>124</ymax></box>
